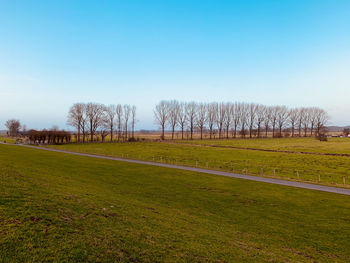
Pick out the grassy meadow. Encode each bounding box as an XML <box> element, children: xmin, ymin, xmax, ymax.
<box><xmin>1</xmin><ymin>143</ymin><xmax>350</xmax><ymax>262</ymax></box>
<box><xmin>45</xmin><ymin>139</ymin><xmax>350</xmax><ymax>187</ymax></box>
<box><xmin>177</xmin><ymin>137</ymin><xmax>350</xmax><ymax>155</ymax></box>
<box><xmin>0</xmin><ymin>136</ymin><xmax>17</xmax><ymax>144</ymax></box>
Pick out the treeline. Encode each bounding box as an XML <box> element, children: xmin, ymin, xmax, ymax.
<box><xmin>28</xmin><ymin>129</ymin><xmax>71</xmax><ymax>144</ymax></box>
<box><xmin>154</xmin><ymin>100</ymin><xmax>329</xmax><ymax>140</ymax></box>
<box><xmin>67</xmin><ymin>102</ymin><xmax>136</xmax><ymax>142</ymax></box>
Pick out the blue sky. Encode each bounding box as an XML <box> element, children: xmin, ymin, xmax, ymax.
<box><xmin>1</xmin><ymin>0</ymin><xmax>350</xmax><ymax>130</ymax></box>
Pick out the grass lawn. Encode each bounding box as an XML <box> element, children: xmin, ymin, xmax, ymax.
<box><xmin>177</xmin><ymin>137</ymin><xmax>350</xmax><ymax>155</ymax></box>
<box><xmin>45</xmin><ymin>141</ymin><xmax>350</xmax><ymax>187</ymax></box>
<box><xmin>1</xmin><ymin>144</ymin><xmax>350</xmax><ymax>262</ymax></box>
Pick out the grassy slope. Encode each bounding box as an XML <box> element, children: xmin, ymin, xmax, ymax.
<box><xmin>1</xmin><ymin>144</ymin><xmax>350</xmax><ymax>262</ymax></box>
<box><xmin>46</xmin><ymin>141</ymin><xmax>350</xmax><ymax>186</ymax></box>
<box><xmin>177</xmin><ymin>137</ymin><xmax>350</xmax><ymax>154</ymax></box>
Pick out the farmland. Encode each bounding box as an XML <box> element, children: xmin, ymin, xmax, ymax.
<box><xmin>177</xmin><ymin>137</ymin><xmax>350</xmax><ymax>155</ymax></box>
<box><xmin>0</xmin><ymin>136</ymin><xmax>16</xmax><ymax>144</ymax></box>
<box><xmin>45</xmin><ymin>138</ymin><xmax>350</xmax><ymax>187</ymax></box>
<box><xmin>1</xmin><ymin>143</ymin><xmax>350</xmax><ymax>262</ymax></box>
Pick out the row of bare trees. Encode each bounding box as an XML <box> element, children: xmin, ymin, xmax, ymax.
<box><xmin>67</xmin><ymin>103</ymin><xmax>137</xmax><ymax>143</ymax></box>
<box><xmin>154</xmin><ymin>100</ymin><xmax>329</xmax><ymax>140</ymax></box>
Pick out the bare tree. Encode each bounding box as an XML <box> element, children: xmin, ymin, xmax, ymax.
<box><xmin>216</xmin><ymin>102</ymin><xmax>226</xmax><ymax>139</ymax></box>
<box><xmin>67</xmin><ymin>103</ymin><xmax>85</xmax><ymax>142</ymax></box>
<box><xmin>297</xmin><ymin>108</ymin><xmax>305</xmax><ymax>137</ymax></box>
<box><xmin>308</xmin><ymin>107</ymin><xmax>317</xmax><ymax>136</ymax></box>
<box><xmin>80</xmin><ymin>112</ymin><xmax>88</xmax><ymax>142</ymax></box>
<box><xmin>177</xmin><ymin>102</ymin><xmax>187</xmax><ymax>140</ymax></box>
<box><xmin>105</xmin><ymin>105</ymin><xmax>116</xmax><ymax>142</ymax></box>
<box><xmin>167</xmin><ymin>100</ymin><xmax>179</xmax><ymax>140</ymax></box>
<box><xmin>86</xmin><ymin>102</ymin><xmax>105</xmax><ymax>142</ymax></box>
<box><xmin>302</xmin><ymin>108</ymin><xmax>310</xmax><ymax>137</ymax></box>
<box><xmin>247</xmin><ymin>103</ymin><xmax>258</xmax><ymax>138</ymax></box>
<box><xmin>131</xmin><ymin>105</ymin><xmax>137</xmax><ymax>139</ymax></box>
<box><xmin>99</xmin><ymin>111</ymin><xmax>110</xmax><ymax>143</ymax></box>
<box><xmin>154</xmin><ymin>101</ymin><xmax>168</xmax><ymax>140</ymax></box>
<box><xmin>224</xmin><ymin>103</ymin><xmax>233</xmax><ymax>139</ymax></box>
<box><xmin>277</xmin><ymin>106</ymin><xmax>289</xmax><ymax>137</ymax></box>
<box><xmin>271</xmin><ymin>106</ymin><xmax>279</xmax><ymax>137</ymax></box>
<box><xmin>256</xmin><ymin>104</ymin><xmax>265</xmax><ymax>138</ymax></box>
<box><xmin>22</xmin><ymin>124</ymin><xmax>27</xmax><ymax>135</ymax></box>
<box><xmin>263</xmin><ymin>106</ymin><xmax>272</xmax><ymax>137</ymax></box>
<box><xmin>288</xmin><ymin>108</ymin><xmax>299</xmax><ymax>137</ymax></box>
<box><xmin>232</xmin><ymin>102</ymin><xmax>241</xmax><ymax>138</ymax></box>
<box><xmin>196</xmin><ymin>103</ymin><xmax>207</xmax><ymax>140</ymax></box>
<box><xmin>207</xmin><ymin>102</ymin><xmax>217</xmax><ymax>139</ymax></box>
<box><xmin>123</xmin><ymin>105</ymin><xmax>131</xmax><ymax>140</ymax></box>
<box><xmin>5</xmin><ymin>119</ymin><xmax>21</xmax><ymax>137</ymax></box>
<box><xmin>314</xmin><ymin>108</ymin><xmax>329</xmax><ymax>136</ymax></box>
<box><xmin>116</xmin><ymin>104</ymin><xmax>123</xmax><ymax>141</ymax></box>
<box><xmin>240</xmin><ymin>103</ymin><xmax>248</xmax><ymax>138</ymax></box>
<box><xmin>186</xmin><ymin>102</ymin><xmax>197</xmax><ymax>140</ymax></box>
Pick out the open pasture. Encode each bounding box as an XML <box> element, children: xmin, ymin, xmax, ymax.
<box><xmin>45</xmin><ymin>139</ymin><xmax>350</xmax><ymax>187</ymax></box>
<box><xmin>177</xmin><ymin>137</ymin><xmax>350</xmax><ymax>155</ymax></box>
<box><xmin>0</xmin><ymin>136</ymin><xmax>17</xmax><ymax>144</ymax></box>
<box><xmin>1</xmin><ymin>144</ymin><xmax>350</xmax><ymax>262</ymax></box>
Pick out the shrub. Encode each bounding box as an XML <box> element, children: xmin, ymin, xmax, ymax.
<box><xmin>316</xmin><ymin>134</ymin><xmax>328</xmax><ymax>141</ymax></box>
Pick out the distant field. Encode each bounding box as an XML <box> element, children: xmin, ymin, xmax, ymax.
<box><xmin>1</xmin><ymin>144</ymin><xmax>350</xmax><ymax>262</ymax></box>
<box><xmin>177</xmin><ymin>137</ymin><xmax>350</xmax><ymax>155</ymax></box>
<box><xmin>46</xmin><ymin>140</ymin><xmax>350</xmax><ymax>186</ymax></box>
<box><xmin>0</xmin><ymin>136</ymin><xmax>17</xmax><ymax>144</ymax></box>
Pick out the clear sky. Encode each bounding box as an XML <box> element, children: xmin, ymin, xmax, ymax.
<box><xmin>1</xmin><ymin>0</ymin><xmax>349</xmax><ymax>130</ymax></box>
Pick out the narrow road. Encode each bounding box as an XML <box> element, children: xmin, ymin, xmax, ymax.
<box><xmin>4</xmin><ymin>143</ymin><xmax>350</xmax><ymax>196</ymax></box>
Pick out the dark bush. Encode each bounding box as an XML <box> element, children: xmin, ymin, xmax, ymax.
<box><xmin>316</xmin><ymin>134</ymin><xmax>328</xmax><ymax>141</ymax></box>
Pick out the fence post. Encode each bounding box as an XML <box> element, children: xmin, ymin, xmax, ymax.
<box><xmin>318</xmin><ymin>174</ymin><xmax>321</xmax><ymax>182</ymax></box>
<box><xmin>274</xmin><ymin>169</ymin><xmax>276</xmax><ymax>177</ymax></box>
<box><xmin>261</xmin><ymin>168</ymin><xmax>264</xmax><ymax>176</ymax></box>
<box><xmin>206</xmin><ymin>162</ymin><xmax>208</xmax><ymax>168</ymax></box>
<box><xmin>160</xmin><ymin>157</ymin><xmax>162</xmax><ymax>163</ymax></box>
<box><xmin>297</xmin><ymin>171</ymin><xmax>300</xmax><ymax>179</ymax></box>
<box><xmin>343</xmin><ymin>176</ymin><xmax>346</xmax><ymax>185</ymax></box>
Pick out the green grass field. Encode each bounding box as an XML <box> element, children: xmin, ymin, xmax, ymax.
<box><xmin>177</xmin><ymin>137</ymin><xmax>350</xmax><ymax>154</ymax></box>
<box><xmin>0</xmin><ymin>136</ymin><xmax>17</xmax><ymax>144</ymax></box>
<box><xmin>45</xmin><ymin>140</ymin><xmax>350</xmax><ymax>187</ymax></box>
<box><xmin>1</xmin><ymin>143</ymin><xmax>350</xmax><ymax>262</ymax></box>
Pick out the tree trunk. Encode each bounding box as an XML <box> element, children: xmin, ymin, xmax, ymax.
<box><xmin>90</xmin><ymin>120</ymin><xmax>93</xmax><ymax>142</ymax></box>
<box><xmin>110</xmin><ymin>125</ymin><xmax>113</xmax><ymax>142</ymax></box>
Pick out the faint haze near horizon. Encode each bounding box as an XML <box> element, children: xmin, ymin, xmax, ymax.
<box><xmin>1</xmin><ymin>0</ymin><xmax>350</xmax><ymax>130</ymax></box>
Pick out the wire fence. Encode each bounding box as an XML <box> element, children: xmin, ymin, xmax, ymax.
<box><xmin>96</xmin><ymin>150</ymin><xmax>350</xmax><ymax>188</ymax></box>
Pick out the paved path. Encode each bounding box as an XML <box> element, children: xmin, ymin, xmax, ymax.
<box><xmin>3</xmin><ymin>143</ymin><xmax>350</xmax><ymax>196</ymax></box>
